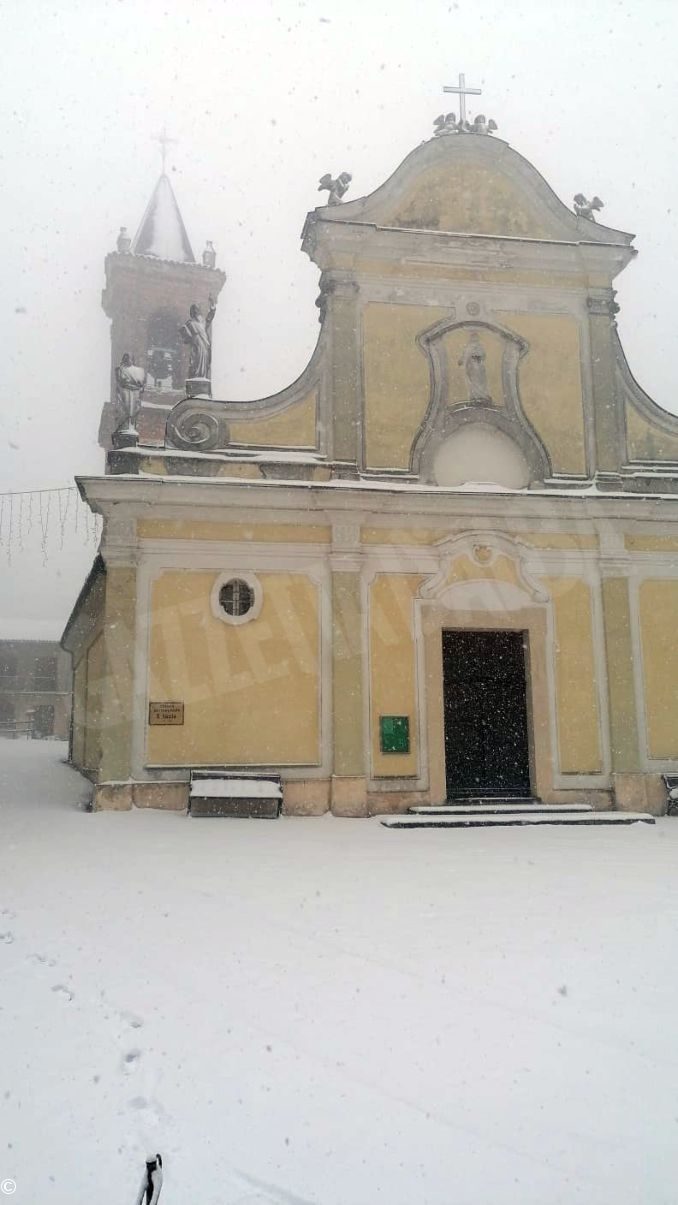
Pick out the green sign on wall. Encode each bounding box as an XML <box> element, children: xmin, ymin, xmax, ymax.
<box><xmin>379</xmin><ymin>715</ymin><xmax>410</xmax><ymax>754</ymax></box>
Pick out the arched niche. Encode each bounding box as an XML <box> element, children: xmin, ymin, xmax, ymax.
<box><xmin>432</xmin><ymin>423</ymin><xmax>531</xmax><ymax>489</ymax></box>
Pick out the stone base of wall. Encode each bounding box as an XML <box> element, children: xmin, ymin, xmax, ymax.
<box><xmin>93</xmin><ymin>783</ymin><xmax>134</xmax><ymax>811</ymax></box>
<box><xmin>613</xmin><ymin>773</ymin><xmax>667</xmax><ymax>816</ymax></box>
<box><xmin>134</xmin><ymin>782</ymin><xmax>188</xmax><ymax>810</ymax></box>
<box><xmin>544</xmin><ymin>788</ymin><xmax>615</xmax><ymax>811</ymax></box>
<box><xmin>367</xmin><ymin>790</ymin><xmax>429</xmax><ymax>815</ymax></box>
<box><xmin>93</xmin><ymin>781</ymin><xmax>189</xmax><ymax>811</ymax></box>
<box><xmin>330</xmin><ymin>775</ymin><xmax>369</xmax><ymax>817</ymax></box>
<box><xmin>282</xmin><ymin>779</ymin><xmax>330</xmax><ymax>816</ymax></box>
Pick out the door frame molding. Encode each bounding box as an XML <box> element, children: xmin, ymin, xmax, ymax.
<box><xmin>421</xmin><ymin>601</ymin><xmax>553</xmax><ymax>803</ymax></box>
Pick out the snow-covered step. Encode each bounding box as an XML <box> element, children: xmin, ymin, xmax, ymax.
<box><xmin>408</xmin><ymin>802</ymin><xmax>594</xmax><ymax>815</ymax></box>
<box><xmin>382</xmin><ymin>811</ymin><xmax>655</xmax><ymax>829</ymax></box>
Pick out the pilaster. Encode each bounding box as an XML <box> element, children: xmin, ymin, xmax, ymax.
<box><xmin>329</xmin><ymin>520</ymin><xmax>367</xmax><ymax>814</ymax></box>
<box><xmin>600</xmin><ymin>573</ymin><xmax>642</xmax><ymax>807</ymax></box>
<box><xmin>326</xmin><ymin>279</ymin><xmax>362</xmax><ymax>472</ymax></box>
<box><xmin>587</xmin><ymin>292</ymin><xmax>624</xmax><ymax>475</ymax></box>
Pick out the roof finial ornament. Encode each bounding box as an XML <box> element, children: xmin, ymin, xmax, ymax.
<box><xmin>437</xmin><ymin>73</ymin><xmax>497</xmax><ymax>136</ymax></box>
<box><xmin>152</xmin><ymin>125</ymin><xmax>177</xmax><ymax>175</ymax></box>
<box><xmin>574</xmin><ymin>193</ymin><xmax>604</xmax><ymax>222</ymax></box>
<box><xmin>318</xmin><ymin>172</ymin><xmax>352</xmax><ymax>205</ymax></box>
<box><xmin>443</xmin><ymin>72</ymin><xmax>482</xmax><ymax>126</ymax></box>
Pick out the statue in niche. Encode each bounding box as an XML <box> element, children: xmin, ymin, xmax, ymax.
<box><xmin>458</xmin><ymin>332</ymin><xmax>492</xmax><ymax>404</ymax></box>
<box><xmin>180</xmin><ymin>294</ymin><xmax>217</xmax><ymax>380</ymax></box>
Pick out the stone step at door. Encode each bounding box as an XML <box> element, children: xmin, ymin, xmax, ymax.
<box><xmin>382</xmin><ymin>812</ymin><xmax>655</xmax><ymax>830</ymax></box>
<box><xmin>408</xmin><ymin>802</ymin><xmax>594</xmax><ymax>815</ymax></box>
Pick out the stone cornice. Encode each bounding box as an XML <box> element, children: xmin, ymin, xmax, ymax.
<box><xmin>75</xmin><ymin>473</ymin><xmax>678</xmax><ymax>524</ymax></box>
<box><xmin>303</xmin><ymin>217</ymin><xmax>635</xmax><ymax>279</ymax></box>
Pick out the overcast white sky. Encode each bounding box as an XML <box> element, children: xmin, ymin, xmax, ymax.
<box><xmin>2</xmin><ymin>0</ymin><xmax>678</xmax><ymax>635</ymax></box>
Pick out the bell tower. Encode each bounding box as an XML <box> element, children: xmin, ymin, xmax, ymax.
<box><xmin>99</xmin><ymin>169</ymin><xmax>226</xmax><ymax>450</ymax></box>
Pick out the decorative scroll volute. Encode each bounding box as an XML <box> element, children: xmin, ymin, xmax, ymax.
<box><xmin>165</xmin><ymin>400</ymin><xmax>230</xmax><ymax>453</ymax></box>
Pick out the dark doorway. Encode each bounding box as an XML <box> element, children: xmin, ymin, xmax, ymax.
<box><xmin>442</xmin><ymin>630</ymin><xmax>531</xmax><ymax>798</ymax></box>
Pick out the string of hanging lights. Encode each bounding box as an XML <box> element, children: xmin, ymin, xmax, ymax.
<box><xmin>0</xmin><ymin>487</ymin><xmax>102</xmax><ymax>566</ymax></box>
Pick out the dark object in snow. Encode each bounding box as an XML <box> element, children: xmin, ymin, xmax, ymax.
<box><xmin>574</xmin><ymin>193</ymin><xmax>604</xmax><ymax>221</ymax></box>
<box><xmin>318</xmin><ymin>171</ymin><xmax>352</xmax><ymax>205</ymax></box>
<box><xmin>135</xmin><ymin>1153</ymin><xmax>163</xmax><ymax>1205</ymax></box>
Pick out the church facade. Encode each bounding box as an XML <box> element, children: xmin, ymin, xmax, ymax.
<box><xmin>62</xmin><ymin>120</ymin><xmax>678</xmax><ymax>816</ymax></box>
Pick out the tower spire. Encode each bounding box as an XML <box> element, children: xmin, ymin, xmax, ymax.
<box><xmin>131</xmin><ymin>173</ymin><xmax>195</xmax><ymax>263</ymax></box>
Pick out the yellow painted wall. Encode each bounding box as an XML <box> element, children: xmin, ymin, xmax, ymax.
<box><xmin>147</xmin><ymin>571</ymin><xmax>321</xmax><ymax>766</ymax></box>
<box><xmin>522</xmin><ymin>533</ymin><xmax>598</xmax><ymax>550</ymax></box>
<box><xmin>229</xmin><ymin>390</ymin><xmax>318</xmax><ymax>448</ymax></box>
<box><xmin>363</xmin><ymin>303</ymin><xmax>448</xmax><ymax>469</ymax></box>
<box><xmin>362</xmin><ymin>527</ymin><xmax>440</xmax><ymax>545</ymax></box>
<box><xmin>625</xmin><ymin>403</ymin><xmax>678</xmax><ymax>462</ymax></box>
<box><xmin>140</xmin><ymin>458</ymin><xmax>263</xmax><ymax>479</ymax></box>
<box><xmin>380</xmin><ymin>163</ymin><xmax>556</xmax><ymax>238</ymax></box>
<box><xmin>369</xmin><ymin>574</ymin><xmax>422</xmax><ymax>777</ymax></box>
<box><xmin>626</xmin><ymin>535</ymin><xmax>678</xmax><ymax>552</ymax></box>
<box><xmin>139</xmin><ymin>520</ymin><xmax>330</xmax><ymax>543</ymax></box>
<box><xmin>329</xmin><ymin>258</ymin><xmax>587</xmax><ymax>290</ymax></box>
<box><xmin>639</xmin><ymin>580</ymin><xmax>678</xmax><ymax>758</ymax></box>
<box><xmin>361</xmin><ymin>529</ymin><xmax>599</xmax><ymax>550</ymax></box>
<box><xmin>498</xmin><ymin>313</ymin><xmax>587</xmax><ymax>474</ymax></box>
<box><xmin>543</xmin><ymin>577</ymin><xmax>602</xmax><ymax>773</ymax></box>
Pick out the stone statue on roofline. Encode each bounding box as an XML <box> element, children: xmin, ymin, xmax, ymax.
<box><xmin>318</xmin><ymin>171</ymin><xmax>352</xmax><ymax>205</ymax></box>
<box><xmin>574</xmin><ymin>193</ymin><xmax>604</xmax><ymax>222</ymax></box>
<box><xmin>180</xmin><ymin>294</ymin><xmax>217</xmax><ymax>385</ymax></box>
<box><xmin>113</xmin><ymin>352</ymin><xmax>146</xmax><ymax>447</ymax></box>
<box><xmin>433</xmin><ymin>112</ymin><xmax>497</xmax><ymax>137</ymax></box>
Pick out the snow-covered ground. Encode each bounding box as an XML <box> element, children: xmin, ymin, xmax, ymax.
<box><xmin>2</xmin><ymin>742</ymin><xmax>678</xmax><ymax>1205</ymax></box>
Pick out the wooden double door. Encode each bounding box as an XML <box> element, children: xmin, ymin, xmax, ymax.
<box><xmin>442</xmin><ymin>630</ymin><xmax>531</xmax><ymax>799</ymax></box>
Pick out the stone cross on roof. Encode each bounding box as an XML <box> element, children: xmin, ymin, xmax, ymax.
<box><xmin>443</xmin><ymin>73</ymin><xmax>482</xmax><ymax>125</ymax></box>
<box><xmin>152</xmin><ymin>126</ymin><xmax>177</xmax><ymax>174</ymax></box>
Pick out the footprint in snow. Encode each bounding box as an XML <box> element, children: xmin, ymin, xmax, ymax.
<box><xmin>1</xmin><ymin>909</ymin><xmax>16</xmax><ymax>920</ymax></box>
<box><xmin>119</xmin><ymin>1010</ymin><xmax>144</xmax><ymax>1029</ymax></box>
<box><xmin>121</xmin><ymin>1049</ymin><xmax>142</xmax><ymax>1074</ymax></box>
<box><xmin>52</xmin><ymin>984</ymin><xmax>74</xmax><ymax>1001</ymax></box>
<box><xmin>28</xmin><ymin>953</ymin><xmax>57</xmax><ymax>966</ymax></box>
<box><xmin>0</xmin><ymin>933</ymin><xmax>15</xmax><ymax>945</ymax></box>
